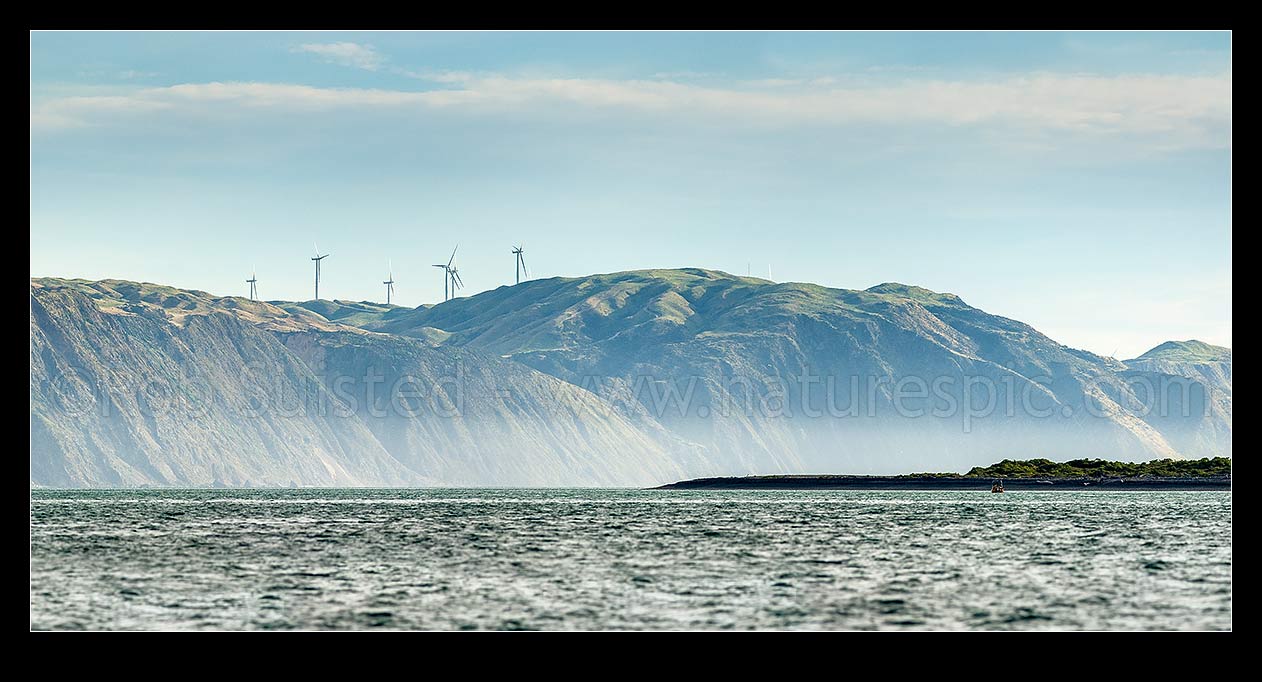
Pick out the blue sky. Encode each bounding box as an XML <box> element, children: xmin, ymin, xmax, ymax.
<box><xmin>30</xmin><ymin>31</ymin><xmax>1231</xmax><ymax>358</ymax></box>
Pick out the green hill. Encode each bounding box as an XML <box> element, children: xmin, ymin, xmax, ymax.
<box><xmin>345</xmin><ymin>268</ymin><xmax>1228</xmax><ymax>472</ymax></box>
<box><xmin>273</xmin><ymin>299</ymin><xmax>418</xmax><ymax>328</ymax></box>
<box><xmin>31</xmin><ymin>271</ymin><xmax>1233</xmax><ymax>485</ymax></box>
<box><xmin>1131</xmin><ymin>340</ymin><xmax>1231</xmax><ymax>363</ymax></box>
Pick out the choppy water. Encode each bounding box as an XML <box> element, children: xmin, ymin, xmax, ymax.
<box><xmin>30</xmin><ymin>489</ymin><xmax>1231</xmax><ymax>630</ymax></box>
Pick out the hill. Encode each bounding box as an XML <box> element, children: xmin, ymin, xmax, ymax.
<box><xmin>30</xmin><ymin>271</ymin><xmax>1233</xmax><ymax>485</ymax></box>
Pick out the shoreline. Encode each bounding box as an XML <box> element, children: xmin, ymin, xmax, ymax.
<box><xmin>654</xmin><ymin>475</ymin><xmax>1232</xmax><ymax>491</ymax></box>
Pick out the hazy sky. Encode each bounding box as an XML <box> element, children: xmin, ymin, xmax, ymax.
<box><xmin>30</xmin><ymin>31</ymin><xmax>1231</xmax><ymax>359</ymax></box>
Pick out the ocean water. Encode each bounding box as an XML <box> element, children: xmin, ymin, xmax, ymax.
<box><xmin>30</xmin><ymin>489</ymin><xmax>1231</xmax><ymax>631</ymax></box>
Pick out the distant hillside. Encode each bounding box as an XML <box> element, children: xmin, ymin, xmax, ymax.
<box><xmin>345</xmin><ymin>268</ymin><xmax>1231</xmax><ymax>474</ymax></box>
<box><xmin>1130</xmin><ymin>340</ymin><xmax>1231</xmax><ymax>363</ymax></box>
<box><xmin>30</xmin><ymin>271</ymin><xmax>1232</xmax><ymax>485</ymax></box>
<box><xmin>1122</xmin><ymin>340</ymin><xmax>1231</xmax><ymax>429</ymax></box>
<box><xmin>30</xmin><ymin>283</ymin><xmax>418</xmax><ymax>486</ymax></box>
<box><xmin>31</xmin><ymin>278</ymin><xmax>691</xmax><ymax>487</ymax></box>
<box><xmin>273</xmin><ymin>299</ymin><xmax>420</xmax><ymax>329</ymax></box>
<box><xmin>31</xmin><ymin>278</ymin><xmax>350</xmax><ymax>333</ymax></box>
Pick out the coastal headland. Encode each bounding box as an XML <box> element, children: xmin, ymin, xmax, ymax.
<box><xmin>656</xmin><ymin>457</ymin><xmax>1231</xmax><ymax>490</ymax></box>
<box><xmin>655</xmin><ymin>475</ymin><xmax>1230</xmax><ymax>490</ymax></box>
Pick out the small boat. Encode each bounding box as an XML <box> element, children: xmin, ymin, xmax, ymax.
<box><xmin>990</xmin><ymin>480</ymin><xmax>1005</xmax><ymax>493</ymax></box>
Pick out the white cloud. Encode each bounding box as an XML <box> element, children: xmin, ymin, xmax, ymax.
<box><xmin>30</xmin><ymin>93</ymin><xmax>173</xmax><ymax>132</ymax></box>
<box><xmin>292</xmin><ymin>42</ymin><xmax>385</xmax><ymax>71</ymax></box>
<box><xmin>30</xmin><ymin>72</ymin><xmax>1232</xmax><ymax>150</ymax></box>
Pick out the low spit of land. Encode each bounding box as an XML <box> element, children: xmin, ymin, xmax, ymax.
<box><xmin>656</xmin><ymin>458</ymin><xmax>1232</xmax><ymax>490</ymax></box>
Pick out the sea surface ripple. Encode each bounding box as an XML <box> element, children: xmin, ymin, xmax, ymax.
<box><xmin>30</xmin><ymin>489</ymin><xmax>1232</xmax><ymax>630</ymax></box>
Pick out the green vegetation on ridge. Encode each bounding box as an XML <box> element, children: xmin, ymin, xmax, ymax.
<box><xmin>1132</xmin><ymin>340</ymin><xmax>1231</xmax><ymax>363</ymax></box>
<box><xmin>911</xmin><ymin>457</ymin><xmax>1230</xmax><ymax>479</ymax></box>
<box><xmin>275</xmin><ymin>299</ymin><xmax>413</xmax><ymax>328</ymax></box>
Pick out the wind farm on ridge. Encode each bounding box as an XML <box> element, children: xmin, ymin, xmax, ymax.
<box><xmin>248</xmin><ymin>243</ymin><xmax>530</xmax><ymax>306</ymax></box>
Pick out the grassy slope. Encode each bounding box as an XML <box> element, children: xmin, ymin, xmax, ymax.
<box><xmin>1132</xmin><ymin>340</ymin><xmax>1232</xmax><ymax>363</ymax></box>
<box><xmin>31</xmin><ymin>278</ymin><xmax>350</xmax><ymax>333</ymax></box>
<box><xmin>365</xmin><ymin>268</ymin><xmax>1106</xmax><ymax>369</ymax></box>
<box><xmin>274</xmin><ymin>299</ymin><xmax>417</xmax><ymax>329</ymax></box>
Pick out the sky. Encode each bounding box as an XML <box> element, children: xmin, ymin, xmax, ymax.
<box><xmin>30</xmin><ymin>31</ymin><xmax>1231</xmax><ymax>359</ymax></box>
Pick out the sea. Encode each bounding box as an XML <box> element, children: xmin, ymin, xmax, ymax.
<box><xmin>30</xmin><ymin>488</ymin><xmax>1231</xmax><ymax>631</ymax></box>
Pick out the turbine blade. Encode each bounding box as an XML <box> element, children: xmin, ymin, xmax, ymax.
<box><xmin>448</xmin><ymin>244</ymin><xmax>459</xmax><ymax>267</ymax></box>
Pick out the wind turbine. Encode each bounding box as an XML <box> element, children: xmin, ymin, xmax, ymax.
<box><xmin>246</xmin><ymin>267</ymin><xmax>258</xmax><ymax>301</ymax></box>
<box><xmin>432</xmin><ymin>244</ymin><xmax>461</xmax><ymax>302</ymax></box>
<box><xmin>449</xmin><ymin>263</ymin><xmax>464</xmax><ymax>299</ymax></box>
<box><xmin>512</xmin><ymin>245</ymin><xmax>528</xmax><ymax>285</ymax></box>
<box><xmin>383</xmin><ymin>260</ymin><xmax>396</xmax><ymax>305</ymax></box>
<box><xmin>311</xmin><ymin>243</ymin><xmax>330</xmax><ymax>300</ymax></box>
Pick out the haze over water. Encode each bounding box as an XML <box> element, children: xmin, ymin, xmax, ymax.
<box><xmin>30</xmin><ymin>488</ymin><xmax>1231</xmax><ymax>630</ymax></box>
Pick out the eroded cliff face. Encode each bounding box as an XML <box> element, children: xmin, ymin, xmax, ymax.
<box><xmin>275</xmin><ymin>330</ymin><xmax>688</xmax><ymax>486</ymax></box>
<box><xmin>30</xmin><ymin>281</ymin><xmax>688</xmax><ymax>487</ymax></box>
<box><xmin>30</xmin><ymin>287</ymin><xmax>422</xmax><ymax>487</ymax></box>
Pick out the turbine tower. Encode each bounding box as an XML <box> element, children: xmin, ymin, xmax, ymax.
<box><xmin>383</xmin><ymin>260</ymin><xmax>396</xmax><ymax>305</ymax></box>
<box><xmin>311</xmin><ymin>243</ymin><xmax>330</xmax><ymax>300</ymax></box>
<box><xmin>512</xmin><ymin>245</ymin><xmax>528</xmax><ymax>285</ymax></box>
<box><xmin>449</xmin><ymin>264</ymin><xmax>464</xmax><ymax>300</ymax></box>
<box><xmin>246</xmin><ymin>268</ymin><xmax>258</xmax><ymax>301</ymax></box>
<box><xmin>432</xmin><ymin>244</ymin><xmax>461</xmax><ymax>302</ymax></box>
